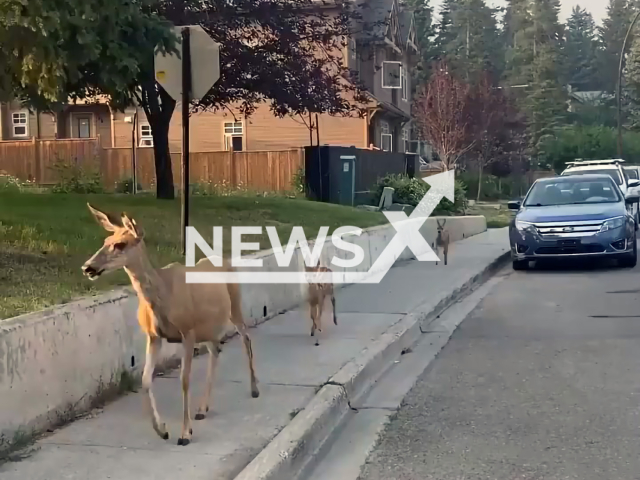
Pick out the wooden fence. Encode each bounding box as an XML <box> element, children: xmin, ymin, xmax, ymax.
<box><xmin>0</xmin><ymin>137</ymin><xmax>304</xmax><ymax>192</ymax></box>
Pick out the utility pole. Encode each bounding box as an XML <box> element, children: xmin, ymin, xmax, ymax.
<box><xmin>617</xmin><ymin>10</ymin><xmax>640</xmax><ymax>158</ymax></box>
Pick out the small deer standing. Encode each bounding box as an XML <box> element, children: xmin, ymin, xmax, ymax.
<box><xmin>435</xmin><ymin>219</ymin><xmax>450</xmax><ymax>266</ymax></box>
<box><xmin>81</xmin><ymin>204</ymin><xmax>259</xmax><ymax>446</ymax></box>
<box><xmin>305</xmin><ymin>265</ymin><xmax>337</xmax><ymax>346</ymax></box>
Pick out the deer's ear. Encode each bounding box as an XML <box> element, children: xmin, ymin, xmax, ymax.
<box><xmin>121</xmin><ymin>213</ymin><xmax>144</xmax><ymax>239</ymax></box>
<box><xmin>87</xmin><ymin>203</ymin><xmax>121</xmax><ymax>232</ymax></box>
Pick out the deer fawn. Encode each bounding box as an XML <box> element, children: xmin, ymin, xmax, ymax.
<box><xmin>82</xmin><ymin>204</ymin><xmax>259</xmax><ymax>446</ymax></box>
<box><xmin>435</xmin><ymin>219</ymin><xmax>450</xmax><ymax>266</ymax></box>
<box><xmin>305</xmin><ymin>265</ymin><xmax>337</xmax><ymax>346</ymax></box>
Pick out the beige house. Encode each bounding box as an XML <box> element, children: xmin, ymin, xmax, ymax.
<box><xmin>0</xmin><ymin>0</ymin><xmax>418</xmax><ymax>154</ymax></box>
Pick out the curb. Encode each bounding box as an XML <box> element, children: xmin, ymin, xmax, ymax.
<box><xmin>233</xmin><ymin>249</ymin><xmax>511</xmax><ymax>480</ymax></box>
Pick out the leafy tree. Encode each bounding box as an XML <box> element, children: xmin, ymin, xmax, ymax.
<box><xmin>414</xmin><ymin>61</ymin><xmax>475</xmax><ymax>170</ymax></box>
<box><xmin>467</xmin><ymin>75</ymin><xmax>522</xmax><ymax>200</ymax></box>
<box><xmin>4</xmin><ymin>0</ymin><xmax>372</xmax><ymax>199</ymax></box>
<box><xmin>539</xmin><ymin>125</ymin><xmax>640</xmax><ymax>171</ymax></box>
<box><xmin>563</xmin><ymin>6</ymin><xmax>601</xmax><ymax>91</ymax></box>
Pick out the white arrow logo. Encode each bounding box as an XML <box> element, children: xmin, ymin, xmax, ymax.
<box><xmin>186</xmin><ymin>170</ymin><xmax>455</xmax><ymax>284</ymax></box>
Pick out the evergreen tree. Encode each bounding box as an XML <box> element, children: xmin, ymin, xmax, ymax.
<box><xmin>433</xmin><ymin>0</ymin><xmax>458</xmax><ymax>60</ymax></box>
<box><xmin>503</xmin><ymin>0</ymin><xmax>534</xmax><ymax>87</ymax></box>
<box><xmin>598</xmin><ymin>0</ymin><xmax>633</xmax><ymax>93</ymax></box>
<box><xmin>502</xmin><ymin>0</ymin><xmax>565</xmax><ymax>161</ymax></box>
<box><xmin>563</xmin><ymin>6</ymin><xmax>601</xmax><ymax>91</ymax></box>
<box><xmin>405</xmin><ymin>0</ymin><xmax>438</xmax><ymax>84</ymax></box>
<box><xmin>435</xmin><ymin>0</ymin><xmax>504</xmax><ymax>83</ymax></box>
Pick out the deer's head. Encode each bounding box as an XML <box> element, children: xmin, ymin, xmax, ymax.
<box><xmin>82</xmin><ymin>204</ymin><xmax>145</xmax><ymax>280</ymax></box>
<box><xmin>436</xmin><ymin>218</ymin><xmax>447</xmax><ymax>233</ymax></box>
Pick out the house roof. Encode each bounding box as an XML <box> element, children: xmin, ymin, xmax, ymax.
<box><xmin>570</xmin><ymin>91</ymin><xmax>610</xmax><ymax>103</ymax></box>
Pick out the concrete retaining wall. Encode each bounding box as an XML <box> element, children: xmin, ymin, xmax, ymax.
<box><xmin>0</xmin><ymin>215</ymin><xmax>486</xmax><ymax>451</ymax></box>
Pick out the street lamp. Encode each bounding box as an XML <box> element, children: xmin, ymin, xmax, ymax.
<box><xmin>617</xmin><ymin>10</ymin><xmax>640</xmax><ymax>158</ymax></box>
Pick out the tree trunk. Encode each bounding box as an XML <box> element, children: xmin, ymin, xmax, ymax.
<box><xmin>477</xmin><ymin>161</ymin><xmax>483</xmax><ymax>202</ymax></box>
<box><xmin>140</xmin><ymin>79</ymin><xmax>177</xmax><ymax>200</ymax></box>
<box><xmin>151</xmin><ymin>120</ymin><xmax>175</xmax><ymax>199</ymax></box>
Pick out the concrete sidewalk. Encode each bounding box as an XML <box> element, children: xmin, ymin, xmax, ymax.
<box><xmin>0</xmin><ymin>228</ymin><xmax>509</xmax><ymax>480</ymax></box>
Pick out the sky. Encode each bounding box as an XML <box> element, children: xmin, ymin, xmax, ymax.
<box><xmin>430</xmin><ymin>0</ymin><xmax>608</xmax><ymax>25</ymax></box>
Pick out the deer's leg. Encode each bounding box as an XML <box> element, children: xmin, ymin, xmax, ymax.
<box><xmin>331</xmin><ymin>289</ymin><xmax>337</xmax><ymax>326</ymax></box>
<box><xmin>310</xmin><ymin>302</ymin><xmax>320</xmax><ymax>346</ymax></box>
<box><xmin>233</xmin><ymin>321</ymin><xmax>260</xmax><ymax>398</ymax></box>
<box><xmin>309</xmin><ymin>300</ymin><xmax>317</xmax><ymax>337</ymax></box>
<box><xmin>195</xmin><ymin>341</ymin><xmax>220</xmax><ymax>420</ymax></box>
<box><xmin>444</xmin><ymin>244</ymin><xmax>449</xmax><ymax>266</ymax></box>
<box><xmin>142</xmin><ymin>335</ymin><xmax>168</xmax><ymax>440</ymax></box>
<box><xmin>178</xmin><ymin>331</ymin><xmax>195</xmax><ymax>446</ymax></box>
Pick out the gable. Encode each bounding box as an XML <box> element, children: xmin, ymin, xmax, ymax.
<box><xmin>383</xmin><ymin>0</ymin><xmax>403</xmax><ymax>50</ymax></box>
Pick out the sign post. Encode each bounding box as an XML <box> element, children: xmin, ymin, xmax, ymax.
<box><xmin>180</xmin><ymin>27</ymin><xmax>192</xmax><ymax>254</ymax></box>
<box><xmin>155</xmin><ymin>25</ymin><xmax>221</xmax><ymax>254</ymax></box>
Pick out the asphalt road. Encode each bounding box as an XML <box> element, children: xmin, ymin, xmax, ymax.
<box><xmin>359</xmin><ymin>257</ymin><xmax>640</xmax><ymax>480</ymax></box>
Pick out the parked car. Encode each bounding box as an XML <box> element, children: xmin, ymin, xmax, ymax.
<box><xmin>561</xmin><ymin>159</ymin><xmax>640</xmax><ymax>223</ymax></box>
<box><xmin>624</xmin><ymin>165</ymin><xmax>640</xmax><ymax>197</ymax></box>
<box><xmin>508</xmin><ymin>174</ymin><xmax>639</xmax><ymax>270</ymax></box>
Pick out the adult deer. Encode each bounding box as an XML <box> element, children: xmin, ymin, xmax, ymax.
<box><xmin>305</xmin><ymin>265</ymin><xmax>337</xmax><ymax>346</ymax></box>
<box><xmin>81</xmin><ymin>204</ymin><xmax>259</xmax><ymax>446</ymax></box>
<box><xmin>434</xmin><ymin>219</ymin><xmax>450</xmax><ymax>266</ymax></box>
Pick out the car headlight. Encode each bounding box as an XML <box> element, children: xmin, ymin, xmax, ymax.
<box><xmin>515</xmin><ymin>220</ymin><xmax>535</xmax><ymax>232</ymax></box>
<box><xmin>599</xmin><ymin>216</ymin><xmax>625</xmax><ymax>232</ymax></box>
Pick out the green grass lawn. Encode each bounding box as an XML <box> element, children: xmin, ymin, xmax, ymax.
<box><xmin>0</xmin><ymin>192</ymin><xmax>385</xmax><ymax>320</ymax></box>
<box><xmin>466</xmin><ymin>204</ymin><xmax>513</xmax><ymax>229</ymax></box>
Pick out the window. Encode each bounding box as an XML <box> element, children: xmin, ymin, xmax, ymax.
<box><xmin>382</xmin><ymin>61</ymin><xmax>402</xmax><ymax>89</ymax></box>
<box><xmin>224</xmin><ymin>122</ymin><xmax>244</xmax><ymax>151</ymax></box>
<box><xmin>401</xmin><ymin>66</ymin><xmax>408</xmax><ymax>101</ymax></box>
<box><xmin>73</xmin><ymin>115</ymin><xmax>92</xmax><ymax>138</ymax></box>
<box><xmin>380</xmin><ymin>121</ymin><xmax>393</xmax><ymax>152</ymax></box>
<box><xmin>349</xmin><ymin>37</ymin><xmax>359</xmax><ymax>75</ymax></box>
<box><xmin>12</xmin><ymin>111</ymin><xmax>28</xmax><ymax>137</ymax></box>
<box><xmin>562</xmin><ymin>168</ymin><xmax>623</xmax><ymax>186</ymax></box>
<box><xmin>139</xmin><ymin>123</ymin><xmax>153</xmax><ymax>147</ymax></box>
<box><xmin>402</xmin><ymin>125</ymin><xmax>412</xmax><ymax>153</ymax></box>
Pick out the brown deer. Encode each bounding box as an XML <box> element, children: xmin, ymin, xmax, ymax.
<box><xmin>305</xmin><ymin>265</ymin><xmax>337</xmax><ymax>346</ymax></box>
<box><xmin>435</xmin><ymin>219</ymin><xmax>450</xmax><ymax>266</ymax></box>
<box><xmin>81</xmin><ymin>204</ymin><xmax>259</xmax><ymax>446</ymax></box>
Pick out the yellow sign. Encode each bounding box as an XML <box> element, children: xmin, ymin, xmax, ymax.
<box><xmin>156</xmin><ymin>70</ymin><xmax>166</xmax><ymax>81</ymax></box>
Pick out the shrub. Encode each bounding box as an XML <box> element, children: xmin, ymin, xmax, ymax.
<box><xmin>50</xmin><ymin>159</ymin><xmax>104</xmax><ymax>194</ymax></box>
<box><xmin>371</xmin><ymin>173</ymin><xmax>468</xmax><ymax>214</ymax></box>
<box><xmin>291</xmin><ymin>167</ymin><xmax>305</xmax><ymax>196</ymax></box>
<box><xmin>0</xmin><ymin>172</ymin><xmax>24</xmax><ymax>192</ymax></box>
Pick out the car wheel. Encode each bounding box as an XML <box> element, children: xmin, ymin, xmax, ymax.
<box><xmin>619</xmin><ymin>237</ymin><xmax>637</xmax><ymax>268</ymax></box>
<box><xmin>512</xmin><ymin>259</ymin><xmax>529</xmax><ymax>271</ymax></box>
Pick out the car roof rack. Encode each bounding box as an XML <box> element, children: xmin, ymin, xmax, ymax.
<box><xmin>565</xmin><ymin>159</ymin><xmax>625</xmax><ymax>167</ymax></box>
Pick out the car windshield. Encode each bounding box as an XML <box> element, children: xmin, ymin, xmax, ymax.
<box><xmin>625</xmin><ymin>168</ymin><xmax>639</xmax><ymax>180</ymax></box>
<box><xmin>562</xmin><ymin>168</ymin><xmax>623</xmax><ymax>185</ymax></box>
<box><xmin>523</xmin><ymin>177</ymin><xmax>622</xmax><ymax>206</ymax></box>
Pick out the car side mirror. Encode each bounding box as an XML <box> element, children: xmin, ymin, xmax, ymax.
<box><xmin>626</xmin><ymin>194</ymin><xmax>640</xmax><ymax>204</ymax></box>
<box><xmin>507</xmin><ymin>200</ymin><xmax>521</xmax><ymax>210</ymax></box>
<box><xmin>629</xmin><ymin>180</ymin><xmax>640</xmax><ymax>188</ymax></box>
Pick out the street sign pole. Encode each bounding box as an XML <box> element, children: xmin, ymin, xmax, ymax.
<box><xmin>181</xmin><ymin>27</ymin><xmax>192</xmax><ymax>255</ymax></box>
<box><xmin>155</xmin><ymin>24</ymin><xmax>220</xmax><ymax>256</ymax></box>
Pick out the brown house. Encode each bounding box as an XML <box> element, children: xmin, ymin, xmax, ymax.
<box><xmin>0</xmin><ymin>0</ymin><xmax>418</xmax><ymax>154</ymax></box>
